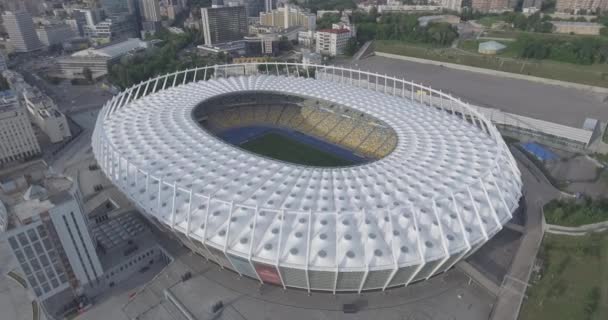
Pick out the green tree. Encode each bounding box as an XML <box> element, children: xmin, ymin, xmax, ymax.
<box><xmin>344</xmin><ymin>38</ymin><xmax>359</xmax><ymax>56</ymax></box>
<box><xmin>278</xmin><ymin>36</ymin><xmax>293</xmax><ymax>52</ymax></box>
<box><xmin>0</xmin><ymin>74</ymin><xmax>10</xmax><ymax>91</ymax></box>
<box><xmin>82</xmin><ymin>67</ymin><xmax>93</xmax><ymax>82</ymax></box>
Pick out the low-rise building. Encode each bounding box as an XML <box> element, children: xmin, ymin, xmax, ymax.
<box><xmin>84</xmin><ymin>15</ymin><xmax>138</xmax><ymax>44</ymax></box>
<box><xmin>0</xmin><ymin>90</ymin><xmax>40</xmax><ymax>166</ymax></box>
<box><xmin>315</xmin><ymin>28</ymin><xmax>352</xmax><ymax>57</ymax></box>
<box><xmin>23</xmin><ymin>91</ymin><xmax>71</xmax><ymax>143</ymax></box>
<box><xmin>298</xmin><ymin>30</ymin><xmax>314</xmax><ymax>47</ymax></box>
<box><xmin>551</xmin><ymin>21</ymin><xmax>603</xmax><ymax>35</ymax></box>
<box><xmin>57</xmin><ymin>38</ymin><xmax>150</xmax><ymax>79</ymax></box>
<box><xmin>417</xmin><ymin>15</ymin><xmax>461</xmax><ymax>27</ymax></box>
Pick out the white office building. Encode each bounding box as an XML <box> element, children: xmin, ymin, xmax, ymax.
<box><xmin>23</xmin><ymin>91</ymin><xmax>71</xmax><ymax>143</ymax></box>
<box><xmin>0</xmin><ymin>91</ymin><xmax>40</xmax><ymax>165</ymax></box>
<box><xmin>2</xmin><ymin>11</ymin><xmax>43</xmax><ymax>53</ymax></box>
<box><xmin>2</xmin><ymin>173</ymin><xmax>103</xmax><ymax>300</ymax></box>
<box><xmin>315</xmin><ymin>28</ymin><xmax>352</xmax><ymax>56</ymax></box>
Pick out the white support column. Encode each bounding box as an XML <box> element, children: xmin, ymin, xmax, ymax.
<box><xmin>248</xmin><ymin>206</ymin><xmax>263</xmax><ymax>283</ymax></box>
<box><xmin>143</xmin><ymin>79</ymin><xmax>151</xmax><ymax>98</ymax></box>
<box><xmin>445</xmin><ymin>194</ymin><xmax>472</xmax><ymax>271</ymax></box>
<box><xmin>410</xmin><ymin>82</ymin><xmax>414</xmax><ymax>101</ymax></box>
<box><xmin>406</xmin><ymin>203</ymin><xmax>425</xmax><ymax>286</ymax></box>
<box><xmin>358</xmin><ymin>265</ymin><xmax>369</xmax><ymax>294</ymax></box>
<box><xmin>382</xmin><ymin>211</ymin><xmax>399</xmax><ymax>291</ymax></box>
<box><xmin>186</xmin><ymin>191</ymin><xmax>193</xmax><ymax>238</ymax></box>
<box><xmin>203</xmin><ymin>67</ymin><xmax>208</xmax><ymax>81</ymax></box>
<box><xmin>193</xmin><ymin>68</ymin><xmax>199</xmax><ymax>82</ymax></box>
<box><xmin>384</xmin><ymin>75</ymin><xmax>387</xmax><ymax>94</ymax></box>
<box><xmin>182</xmin><ymin>69</ymin><xmax>189</xmax><ymax>85</ymax></box>
<box><xmin>285</xmin><ymin>62</ymin><xmax>290</xmax><ymax>77</ymax></box>
<box><xmin>304</xmin><ymin>210</ymin><xmax>312</xmax><ymax>293</ymax></box>
<box><xmin>427</xmin><ymin>200</ymin><xmax>450</xmax><ymax>279</ymax></box>
<box><xmin>467</xmin><ymin>186</ymin><xmax>488</xmax><ymax>241</ymax></box>
<box><xmin>333</xmin><ymin>214</ymin><xmax>340</xmax><ymax>294</ymax></box>
<box><xmin>152</xmin><ymin>76</ymin><xmax>160</xmax><ymax>93</ymax></box>
<box><xmin>156</xmin><ymin>179</ymin><xmax>163</xmax><ymax>218</ymax></box>
<box><xmin>490</xmin><ymin>172</ymin><xmax>513</xmax><ymax>217</ymax></box>
<box><xmin>479</xmin><ymin>178</ymin><xmax>502</xmax><ymax>227</ymax></box>
<box><xmin>172</xmin><ymin>72</ymin><xmax>179</xmax><ymax>87</ymax></box>
<box><xmin>170</xmin><ymin>184</ymin><xmax>177</xmax><ymax>230</ymax></box>
<box><xmin>133</xmin><ymin>82</ymin><xmax>143</xmax><ymax>101</ymax></box>
<box><xmin>223</xmin><ymin>201</ymin><xmax>242</xmax><ymax>276</ymax></box>
<box><xmin>161</xmin><ymin>74</ymin><xmax>169</xmax><ymax>90</ymax></box>
<box><xmin>275</xmin><ymin>210</ymin><xmax>287</xmax><ymax>289</ymax></box>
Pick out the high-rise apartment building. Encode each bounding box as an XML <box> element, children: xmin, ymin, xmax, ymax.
<box><xmin>1</xmin><ymin>173</ymin><xmax>103</xmax><ymax>300</ymax></box>
<box><xmin>101</xmin><ymin>0</ymin><xmax>137</xmax><ymax>16</ymax></box>
<box><xmin>555</xmin><ymin>0</ymin><xmax>608</xmax><ymax>13</ymax></box>
<box><xmin>2</xmin><ymin>11</ymin><xmax>43</xmax><ymax>53</ymax></box>
<box><xmin>201</xmin><ymin>5</ymin><xmax>248</xmax><ymax>45</ymax></box>
<box><xmin>259</xmin><ymin>5</ymin><xmax>316</xmax><ymax>31</ymax></box>
<box><xmin>471</xmin><ymin>0</ymin><xmax>511</xmax><ymax>12</ymax></box>
<box><xmin>0</xmin><ymin>91</ymin><xmax>41</xmax><ymax>165</ymax></box>
<box><xmin>441</xmin><ymin>0</ymin><xmax>463</xmax><ymax>11</ymax></box>
<box><xmin>140</xmin><ymin>0</ymin><xmax>162</xmax><ymax>22</ymax></box>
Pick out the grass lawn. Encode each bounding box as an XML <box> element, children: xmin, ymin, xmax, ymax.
<box><xmin>375</xmin><ymin>40</ymin><xmax>608</xmax><ymax>88</ymax></box>
<box><xmin>477</xmin><ymin>16</ymin><xmax>504</xmax><ymax>28</ymax></box>
<box><xmin>240</xmin><ymin>132</ymin><xmax>353</xmax><ymax>167</ymax></box>
<box><xmin>520</xmin><ymin>232</ymin><xmax>608</xmax><ymax>320</ymax></box>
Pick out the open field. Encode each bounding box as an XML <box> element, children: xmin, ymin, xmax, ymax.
<box><xmin>240</xmin><ymin>132</ymin><xmax>353</xmax><ymax>167</ymax></box>
<box><xmin>375</xmin><ymin>40</ymin><xmax>608</xmax><ymax>87</ymax></box>
<box><xmin>519</xmin><ymin>232</ymin><xmax>608</xmax><ymax>320</ymax></box>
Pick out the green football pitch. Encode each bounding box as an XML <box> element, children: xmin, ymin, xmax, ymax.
<box><xmin>239</xmin><ymin>132</ymin><xmax>353</xmax><ymax>167</ymax></box>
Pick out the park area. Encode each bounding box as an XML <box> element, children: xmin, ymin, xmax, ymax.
<box><xmin>520</xmin><ymin>232</ymin><xmax>608</xmax><ymax>320</ymax></box>
<box><xmin>374</xmin><ymin>40</ymin><xmax>608</xmax><ymax>87</ymax></box>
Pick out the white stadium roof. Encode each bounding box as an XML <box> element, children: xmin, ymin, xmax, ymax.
<box><xmin>94</xmin><ymin>67</ymin><xmax>522</xmax><ymax>289</ymax></box>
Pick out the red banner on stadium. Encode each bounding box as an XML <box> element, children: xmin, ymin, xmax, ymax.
<box><xmin>254</xmin><ymin>263</ymin><xmax>282</xmax><ymax>285</ymax></box>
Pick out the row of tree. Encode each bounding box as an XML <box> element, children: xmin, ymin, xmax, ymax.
<box><xmin>513</xmin><ymin>34</ymin><xmax>608</xmax><ymax>65</ymax></box>
<box><xmin>355</xmin><ymin>13</ymin><xmax>459</xmax><ymax>47</ymax></box>
<box><xmin>108</xmin><ymin>30</ymin><xmax>224</xmax><ymax>89</ymax></box>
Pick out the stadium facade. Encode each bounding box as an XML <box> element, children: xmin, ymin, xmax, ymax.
<box><xmin>92</xmin><ymin>63</ymin><xmax>522</xmax><ymax>293</ymax></box>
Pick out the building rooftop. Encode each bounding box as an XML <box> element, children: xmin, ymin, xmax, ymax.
<box><xmin>317</xmin><ymin>28</ymin><xmax>351</xmax><ymax>34</ymax></box>
<box><xmin>0</xmin><ymin>161</ymin><xmax>74</xmax><ymax>230</ymax></box>
<box><xmin>550</xmin><ymin>21</ymin><xmax>602</xmax><ymax>27</ymax></box>
<box><xmin>71</xmin><ymin>38</ymin><xmax>148</xmax><ymax>60</ymax></box>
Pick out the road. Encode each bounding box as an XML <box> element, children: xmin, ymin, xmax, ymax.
<box><xmin>490</xmin><ymin>147</ymin><xmax>561</xmax><ymax>320</ymax></box>
<box><xmin>344</xmin><ymin>55</ymin><xmax>608</xmax><ymax>127</ymax></box>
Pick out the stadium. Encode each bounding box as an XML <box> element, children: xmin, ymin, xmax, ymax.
<box><xmin>92</xmin><ymin>63</ymin><xmax>522</xmax><ymax>293</ymax></box>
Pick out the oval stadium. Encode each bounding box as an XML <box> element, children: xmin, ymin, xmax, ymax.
<box><xmin>92</xmin><ymin>63</ymin><xmax>522</xmax><ymax>293</ymax></box>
